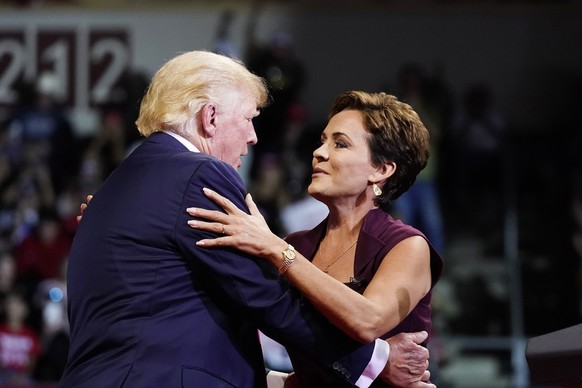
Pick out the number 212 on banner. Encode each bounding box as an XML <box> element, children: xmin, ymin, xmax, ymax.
<box><xmin>0</xmin><ymin>28</ymin><xmax>131</xmax><ymax>109</ymax></box>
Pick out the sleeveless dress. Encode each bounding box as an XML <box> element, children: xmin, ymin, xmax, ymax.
<box><xmin>284</xmin><ymin>208</ymin><xmax>444</xmax><ymax>387</ymax></box>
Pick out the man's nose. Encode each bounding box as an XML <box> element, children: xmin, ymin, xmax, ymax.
<box><xmin>248</xmin><ymin>126</ymin><xmax>258</xmax><ymax>145</ymax></box>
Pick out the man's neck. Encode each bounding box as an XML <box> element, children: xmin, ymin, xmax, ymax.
<box><xmin>165</xmin><ymin>131</ymin><xmax>200</xmax><ymax>153</ymax></box>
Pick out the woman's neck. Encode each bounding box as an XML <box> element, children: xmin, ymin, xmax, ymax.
<box><xmin>325</xmin><ymin>201</ymin><xmax>376</xmax><ymax>240</ymax></box>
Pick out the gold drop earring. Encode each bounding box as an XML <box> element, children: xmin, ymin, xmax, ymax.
<box><xmin>373</xmin><ymin>183</ymin><xmax>382</xmax><ymax>197</ymax></box>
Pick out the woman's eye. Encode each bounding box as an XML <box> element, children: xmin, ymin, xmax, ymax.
<box><xmin>335</xmin><ymin>141</ymin><xmax>347</xmax><ymax>148</ymax></box>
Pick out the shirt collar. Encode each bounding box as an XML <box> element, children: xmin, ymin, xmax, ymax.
<box><xmin>165</xmin><ymin>131</ymin><xmax>200</xmax><ymax>153</ymax></box>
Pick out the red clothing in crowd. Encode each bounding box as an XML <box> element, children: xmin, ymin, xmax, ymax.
<box><xmin>13</xmin><ymin>226</ymin><xmax>71</xmax><ymax>280</ymax></box>
<box><xmin>0</xmin><ymin>324</ymin><xmax>41</xmax><ymax>373</ymax></box>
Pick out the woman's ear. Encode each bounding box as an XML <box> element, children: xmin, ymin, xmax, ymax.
<box><xmin>369</xmin><ymin>161</ymin><xmax>396</xmax><ymax>184</ymax></box>
<box><xmin>200</xmin><ymin>103</ymin><xmax>218</xmax><ymax>137</ymax></box>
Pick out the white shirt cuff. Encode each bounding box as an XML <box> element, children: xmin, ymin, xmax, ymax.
<box><xmin>266</xmin><ymin>370</ymin><xmax>290</xmax><ymax>388</ymax></box>
<box><xmin>355</xmin><ymin>339</ymin><xmax>390</xmax><ymax>388</ymax></box>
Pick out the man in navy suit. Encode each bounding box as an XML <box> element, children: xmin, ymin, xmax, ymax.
<box><xmin>60</xmin><ymin>51</ymin><xmax>433</xmax><ymax>388</ymax></box>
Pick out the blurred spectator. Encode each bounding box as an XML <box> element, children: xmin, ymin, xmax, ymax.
<box><xmin>32</xmin><ymin>259</ymin><xmax>69</xmax><ymax>383</ymax></box>
<box><xmin>115</xmin><ymin>70</ymin><xmax>151</xmax><ymax>150</ymax></box>
<box><xmin>2</xmin><ymin>104</ymin><xmax>57</xmax><ymax>251</ymax></box>
<box><xmin>238</xmin><ymin>0</ymin><xmax>310</xmax><ymax>218</ymax></box>
<box><xmin>391</xmin><ymin>63</ymin><xmax>446</xmax><ymax>253</ymax></box>
<box><xmin>7</xmin><ymin>75</ymin><xmax>79</xmax><ymax>195</ymax></box>
<box><xmin>280</xmin><ymin>122</ymin><xmax>329</xmax><ymax>235</ymax></box>
<box><xmin>78</xmin><ymin>108</ymin><xmax>128</xmax><ymax>194</ymax></box>
<box><xmin>247</xmin><ymin>153</ymin><xmax>288</xmax><ymax>237</ymax></box>
<box><xmin>0</xmin><ymin>150</ymin><xmax>19</xmax><ymax>251</ymax></box>
<box><xmin>280</xmin><ymin>195</ymin><xmax>328</xmax><ymax>235</ymax></box>
<box><xmin>247</xmin><ymin>31</ymin><xmax>306</xmax><ymax>177</ymax></box>
<box><xmin>0</xmin><ymin>292</ymin><xmax>41</xmax><ymax>386</ymax></box>
<box><xmin>54</xmin><ymin>181</ymin><xmax>84</xmax><ymax>240</ymax></box>
<box><xmin>12</xmin><ymin>208</ymin><xmax>72</xmax><ymax>303</ymax></box>
<box><xmin>449</xmin><ymin>83</ymin><xmax>507</xmax><ymax>233</ymax></box>
<box><xmin>17</xmin><ymin>144</ymin><xmax>55</xmax><ymax>210</ymax></box>
<box><xmin>211</xmin><ymin>9</ymin><xmax>240</xmax><ymax>59</ymax></box>
<box><xmin>245</xmin><ymin>2</ymin><xmax>307</xmax><ymax>180</ymax></box>
<box><xmin>0</xmin><ymin>254</ymin><xmax>17</xmax><ymax>322</ymax></box>
<box><xmin>2</xmin><ymin>147</ymin><xmax>55</xmax><ymax>250</ymax></box>
<box><xmin>0</xmin><ymin>120</ymin><xmax>18</xmax><ymax>176</ymax></box>
<box><xmin>93</xmin><ymin>108</ymin><xmax>127</xmax><ymax>177</ymax></box>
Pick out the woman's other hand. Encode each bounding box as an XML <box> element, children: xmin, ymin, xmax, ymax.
<box><xmin>76</xmin><ymin>195</ymin><xmax>93</xmax><ymax>223</ymax></box>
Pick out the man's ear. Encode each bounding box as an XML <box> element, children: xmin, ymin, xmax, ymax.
<box><xmin>369</xmin><ymin>161</ymin><xmax>396</xmax><ymax>184</ymax></box>
<box><xmin>200</xmin><ymin>103</ymin><xmax>218</xmax><ymax>137</ymax></box>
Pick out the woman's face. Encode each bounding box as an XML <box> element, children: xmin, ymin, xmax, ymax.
<box><xmin>308</xmin><ymin>109</ymin><xmax>377</xmax><ymax>204</ymax></box>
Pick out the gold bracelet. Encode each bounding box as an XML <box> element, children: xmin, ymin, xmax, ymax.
<box><xmin>278</xmin><ymin>244</ymin><xmax>296</xmax><ymax>274</ymax></box>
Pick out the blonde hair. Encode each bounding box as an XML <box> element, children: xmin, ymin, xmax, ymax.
<box><xmin>136</xmin><ymin>51</ymin><xmax>269</xmax><ymax>137</ymax></box>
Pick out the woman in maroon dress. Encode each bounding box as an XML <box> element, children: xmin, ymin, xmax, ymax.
<box><xmin>189</xmin><ymin>91</ymin><xmax>444</xmax><ymax>387</ymax></box>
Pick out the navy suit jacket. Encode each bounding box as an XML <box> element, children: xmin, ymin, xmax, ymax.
<box><xmin>60</xmin><ymin>132</ymin><xmax>377</xmax><ymax>388</ymax></box>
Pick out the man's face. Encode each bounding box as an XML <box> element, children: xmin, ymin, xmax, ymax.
<box><xmin>212</xmin><ymin>90</ymin><xmax>259</xmax><ymax>169</ymax></box>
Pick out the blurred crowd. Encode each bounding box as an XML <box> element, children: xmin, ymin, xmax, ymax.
<box><xmin>0</xmin><ymin>13</ymin><xmax>581</xmax><ymax>386</ymax></box>
<box><xmin>0</xmin><ymin>67</ymin><xmax>149</xmax><ymax>385</ymax></box>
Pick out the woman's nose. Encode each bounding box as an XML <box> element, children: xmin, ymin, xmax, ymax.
<box><xmin>313</xmin><ymin>143</ymin><xmax>327</xmax><ymax>159</ymax></box>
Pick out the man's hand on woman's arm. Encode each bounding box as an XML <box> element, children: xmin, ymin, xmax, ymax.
<box><xmin>380</xmin><ymin>331</ymin><xmax>435</xmax><ymax>387</ymax></box>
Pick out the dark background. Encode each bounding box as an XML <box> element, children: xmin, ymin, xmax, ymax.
<box><xmin>0</xmin><ymin>1</ymin><xmax>580</xmax><ymax>386</ymax></box>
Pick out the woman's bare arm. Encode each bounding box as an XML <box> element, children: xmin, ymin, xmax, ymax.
<box><xmin>188</xmin><ymin>188</ymin><xmax>432</xmax><ymax>342</ymax></box>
